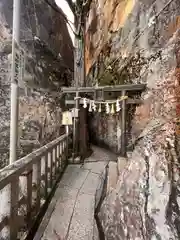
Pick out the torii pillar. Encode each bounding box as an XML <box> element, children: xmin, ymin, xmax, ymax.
<box><xmin>79</xmin><ymin>105</ymin><xmax>92</xmax><ymax>162</ymax></box>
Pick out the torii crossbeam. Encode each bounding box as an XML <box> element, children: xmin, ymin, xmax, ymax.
<box><xmin>61</xmin><ymin>83</ymin><xmax>146</xmax><ymax>159</ymax></box>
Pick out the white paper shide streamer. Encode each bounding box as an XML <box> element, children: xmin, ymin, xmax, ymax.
<box><xmin>98</xmin><ymin>103</ymin><xmax>102</xmax><ymax>113</ymax></box>
<box><xmin>83</xmin><ymin>98</ymin><xmax>88</xmax><ymax>108</ymax></box>
<box><xmin>92</xmin><ymin>100</ymin><xmax>96</xmax><ymax>111</ymax></box>
<box><xmin>78</xmin><ymin>96</ymin><xmax>125</xmax><ymax>113</ymax></box>
<box><xmin>106</xmin><ymin>102</ymin><xmax>110</xmax><ymax>114</ymax></box>
<box><xmin>89</xmin><ymin>100</ymin><xmax>92</xmax><ymax>112</ymax></box>
<box><xmin>116</xmin><ymin>99</ymin><xmax>121</xmax><ymax>112</ymax></box>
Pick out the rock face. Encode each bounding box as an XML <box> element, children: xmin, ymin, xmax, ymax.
<box><xmin>0</xmin><ymin>0</ymin><xmax>73</xmax><ymax>168</ymax></box>
<box><xmin>106</xmin><ymin>161</ymin><xmax>118</xmax><ymax>194</ymax></box>
<box><xmin>85</xmin><ymin>0</ymin><xmax>138</xmax><ymax>152</ymax></box>
<box><xmin>85</xmin><ymin>0</ymin><xmax>180</xmax><ymax>239</ymax></box>
<box><xmin>88</xmin><ymin>113</ymin><xmax>122</xmax><ymax>153</ymax></box>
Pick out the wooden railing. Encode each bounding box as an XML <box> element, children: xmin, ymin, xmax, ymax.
<box><xmin>0</xmin><ymin>133</ymin><xmax>71</xmax><ymax>240</ymax></box>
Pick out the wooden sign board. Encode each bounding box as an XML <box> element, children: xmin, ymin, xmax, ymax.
<box><xmin>62</xmin><ymin>111</ymin><xmax>73</xmax><ymax>125</ymax></box>
<box><xmin>71</xmin><ymin>108</ymin><xmax>79</xmax><ymax>118</ymax></box>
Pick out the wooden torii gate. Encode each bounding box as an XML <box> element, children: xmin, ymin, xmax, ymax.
<box><xmin>62</xmin><ymin>83</ymin><xmax>146</xmax><ymax>161</ymax></box>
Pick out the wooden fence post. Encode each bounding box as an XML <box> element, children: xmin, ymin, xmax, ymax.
<box><xmin>10</xmin><ymin>177</ymin><xmax>19</xmax><ymax>240</ymax></box>
<box><xmin>72</xmin><ymin>94</ymin><xmax>80</xmax><ymax>161</ymax></box>
<box><xmin>121</xmin><ymin>90</ymin><xmax>127</xmax><ymax>157</ymax></box>
<box><xmin>26</xmin><ymin>170</ymin><xmax>32</xmax><ymax>228</ymax></box>
<box><xmin>0</xmin><ymin>186</ymin><xmax>11</xmax><ymax>238</ymax></box>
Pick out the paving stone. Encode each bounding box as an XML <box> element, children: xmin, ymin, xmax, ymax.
<box><xmin>42</xmin><ymin>198</ymin><xmax>76</xmax><ymax>240</ymax></box>
<box><xmin>59</xmin><ymin>166</ymin><xmax>89</xmax><ymax>190</ymax></box>
<box><xmin>82</xmin><ymin>162</ymin><xmax>107</xmax><ymax>175</ymax></box>
<box><xmin>117</xmin><ymin>156</ymin><xmax>127</xmax><ymax>175</ymax></box>
<box><xmin>35</xmin><ymin>185</ymin><xmax>78</xmax><ymax>240</ymax></box>
<box><xmin>67</xmin><ymin>193</ymin><xmax>95</xmax><ymax>240</ymax></box>
<box><xmin>80</xmin><ymin>172</ymin><xmax>101</xmax><ymax>195</ymax></box>
<box><xmin>65</xmin><ymin>164</ymin><xmax>81</xmax><ymax>173</ymax></box>
<box><xmin>93</xmin><ymin>220</ymin><xmax>100</xmax><ymax>240</ymax></box>
<box><xmin>107</xmin><ymin>161</ymin><xmax>118</xmax><ymax>193</ymax></box>
<box><xmin>36</xmin><ymin>146</ymin><xmax>116</xmax><ymax>240</ymax></box>
<box><xmin>85</xmin><ymin>146</ymin><xmax>117</xmax><ymax>162</ymax></box>
<box><xmin>56</xmin><ymin>185</ymin><xmax>79</xmax><ymax>203</ymax></box>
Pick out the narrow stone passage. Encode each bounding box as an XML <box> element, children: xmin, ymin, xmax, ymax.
<box><xmin>34</xmin><ymin>146</ymin><xmax>117</xmax><ymax>240</ymax></box>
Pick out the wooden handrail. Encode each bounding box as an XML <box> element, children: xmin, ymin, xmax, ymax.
<box><xmin>0</xmin><ymin>134</ymin><xmax>68</xmax><ymax>189</ymax></box>
<box><xmin>0</xmin><ymin>132</ymin><xmax>72</xmax><ymax>240</ymax></box>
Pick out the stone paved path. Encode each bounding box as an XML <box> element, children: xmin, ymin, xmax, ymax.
<box><xmin>34</xmin><ymin>146</ymin><xmax>117</xmax><ymax>240</ymax></box>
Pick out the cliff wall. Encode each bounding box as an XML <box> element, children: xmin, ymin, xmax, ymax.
<box><xmin>85</xmin><ymin>0</ymin><xmax>180</xmax><ymax>239</ymax></box>
<box><xmin>0</xmin><ymin>0</ymin><xmax>73</xmax><ymax>167</ymax></box>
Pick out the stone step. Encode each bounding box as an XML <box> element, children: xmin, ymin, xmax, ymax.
<box><xmin>107</xmin><ymin>161</ymin><xmax>118</xmax><ymax>194</ymax></box>
<box><xmin>117</xmin><ymin>157</ymin><xmax>128</xmax><ymax>175</ymax></box>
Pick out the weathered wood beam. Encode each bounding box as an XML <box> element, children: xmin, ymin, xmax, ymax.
<box><xmin>72</xmin><ymin>95</ymin><xmax>80</xmax><ymax>161</ymax></box>
<box><xmin>65</xmin><ymin>98</ymin><xmax>143</xmax><ymax>105</ymax></box>
<box><xmin>61</xmin><ymin>84</ymin><xmax>146</xmax><ymax>93</ymax></box>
